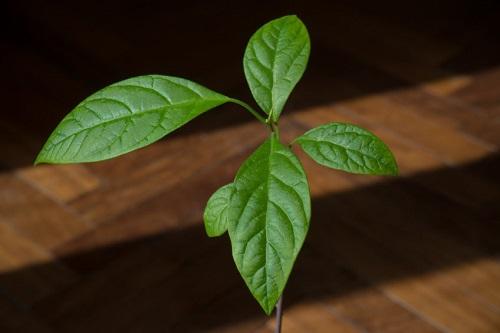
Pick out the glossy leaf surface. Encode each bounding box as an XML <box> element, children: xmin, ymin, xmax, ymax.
<box><xmin>36</xmin><ymin>75</ymin><xmax>230</xmax><ymax>164</ymax></box>
<box><xmin>296</xmin><ymin>122</ymin><xmax>398</xmax><ymax>175</ymax></box>
<box><xmin>243</xmin><ymin>15</ymin><xmax>310</xmax><ymax>121</ymax></box>
<box><xmin>204</xmin><ymin>183</ymin><xmax>235</xmax><ymax>237</ymax></box>
<box><xmin>229</xmin><ymin>135</ymin><xmax>311</xmax><ymax>314</ymax></box>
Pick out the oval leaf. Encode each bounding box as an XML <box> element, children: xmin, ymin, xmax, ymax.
<box><xmin>243</xmin><ymin>15</ymin><xmax>310</xmax><ymax>121</ymax></box>
<box><xmin>204</xmin><ymin>183</ymin><xmax>235</xmax><ymax>237</ymax></box>
<box><xmin>35</xmin><ymin>75</ymin><xmax>230</xmax><ymax>164</ymax></box>
<box><xmin>296</xmin><ymin>123</ymin><xmax>398</xmax><ymax>175</ymax></box>
<box><xmin>229</xmin><ymin>135</ymin><xmax>311</xmax><ymax>314</ymax></box>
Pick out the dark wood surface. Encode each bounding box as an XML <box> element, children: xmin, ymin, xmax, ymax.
<box><xmin>1</xmin><ymin>1</ymin><xmax>500</xmax><ymax>332</ymax></box>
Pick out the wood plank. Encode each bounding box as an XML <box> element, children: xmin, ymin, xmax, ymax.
<box><xmin>36</xmin><ymin>231</ymin><xmax>237</xmax><ymax>332</ymax></box>
<box><xmin>422</xmin><ymin>75</ymin><xmax>472</xmax><ymax>97</ymax></box>
<box><xmin>0</xmin><ymin>222</ymin><xmax>77</xmax><ymax>305</ymax></box>
<box><xmin>285</xmin><ymin>246</ymin><xmax>443</xmax><ymax>333</ymax></box>
<box><xmin>261</xmin><ymin>302</ymin><xmax>361</xmax><ymax>333</ymax></box>
<box><xmin>17</xmin><ymin>165</ymin><xmax>100</xmax><ymax>203</ymax></box>
<box><xmin>327</xmin><ymin>289</ymin><xmax>443</xmax><ymax>333</ymax></box>
<box><xmin>293</xmin><ymin>111</ymin><xmax>500</xmax><ymax>254</ymax></box>
<box><xmin>284</xmin><ymin>113</ymin><xmax>500</xmax><ymax>331</ymax></box>
<box><xmin>54</xmin><ymin>145</ymin><xmax>254</xmax><ymax>272</ymax></box>
<box><xmin>450</xmin><ymin>67</ymin><xmax>500</xmax><ymax>112</ymax></box>
<box><xmin>3</xmin><ymin>2</ymin><xmax>500</xmax><ymax>331</ymax></box>
<box><xmin>384</xmin><ymin>267</ymin><xmax>500</xmax><ymax>333</ymax></box>
<box><xmin>0</xmin><ymin>175</ymin><xmax>92</xmax><ymax>250</ymax></box>
<box><xmin>34</xmin><ymin>145</ymin><xmax>265</xmax><ymax>329</ymax></box>
<box><xmin>339</xmin><ymin>93</ymin><xmax>495</xmax><ymax>164</ymax></box>
<box><xmin>290</xmin><ymin>106</ymin><xmax>500</xmax><ymax>218</ymax></box>
<box><xmin>288</xmin><ymin>106</ymin><xmax>444</xmax><ymax>176</ymax></box>
<box><xmin>69</xmin><ymin>121</ymin><xmax>268</xmax><ymax>224</ymax></box>
<box><xmin>390</xmin><ymin>88</ymin><xmax>500</xmax><ymax>146</ymax></box>
<box><xmin>305</xmin><ymin>162</ymin><xmax>500</xmax><ymax>296</ymax></box>
<box><xmin>309</xmin><ymin>191</ymin><xmax>500</xmax><ymax>332</ymax></box>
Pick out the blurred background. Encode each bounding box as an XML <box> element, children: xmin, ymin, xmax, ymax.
<box><xmin>1</xmin><ymin>0</ymin><xmax>500</xmax><ymax>332</ymax></box>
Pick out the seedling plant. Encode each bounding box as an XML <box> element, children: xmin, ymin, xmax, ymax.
<box><xmin>36</xmin><ymin>15</ymin><xmax>398</xmax><ymax>331</ymax></box>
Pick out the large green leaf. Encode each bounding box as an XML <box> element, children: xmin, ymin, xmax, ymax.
<box><xmin>229</xmin><ymin>135</ymin><xmax>311</xmax><ymax>314</ymax></box>
<box><xmin>204</xmin><ymin>183</ymin><xmax>235</xmax><ymax>237</ymax></box>
<box><xmin>35</xmin><ymin>75</ymin><xmax>230</xmax><ymax>164</ymax></box>
<box><xmin>295</xmin><ymin>122</ymin><xmax>398</xmax><ymax>175</ymax></box>
<box><xmin>243</xmin><ymin>15</ymin><xmax>310</xmax><ymax>122</ymax></box>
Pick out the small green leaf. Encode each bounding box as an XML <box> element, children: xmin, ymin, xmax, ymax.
<box><xmin>229</xmin><ymin>135</ymin><xmax>311</xmax><ymax>314</ymax></box>
<box><xmin>243</xmin><ymin>15</ymin><xmax>310</xmax><ymax>121</ymax></box>
<box><xmin>295</xmin><ymin>122</ymin><xmax>398</xmax><ymax>175</ymax></box>
<box><xmin>35</xmin><ymin>75</ymin><xmax>230</xmax><ymax>164</ymax></box>
<box><xmin>204</xmin><ymin>183</ymin><xmax>235</xmax><ymax>237</ymax></box>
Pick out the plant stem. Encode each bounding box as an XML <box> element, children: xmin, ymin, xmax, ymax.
<box><xmin>269</xmin><ymin>121</ymin><xmax>280</xmax><ymax>139</ymax></box>
<box><xmin>230</xmin><ymin>98</ymin><xmax>267</xmax><ymax>125</ymax></box>
<box><xmin>275</xmin><ymin>295</ymin><xmax>284</xmax><ymax>333</ymax></box>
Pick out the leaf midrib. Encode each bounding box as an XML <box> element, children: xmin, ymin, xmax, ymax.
<box><xmin>270</xmin><ymin>18</ymin><xmax>305</xmax><ymax>120</ymax></box>
<box><xmin>268</xmin><ymin>23</ymin><xmax>284</xmax><ymax>120</ymax></box>
<box><xmin>297</xmin><ymin>136</ymin><xmax>381</xmax><ymax>160</ymax></box>
<box><xmin>262</xmin><ymin>136</ymin><xmax>276</xmax><ymax>311</ymax></box>
<box><xmin>45</xmin><ymin>97</ymin><xmax>227</xmax><ymax>149</ymax></box>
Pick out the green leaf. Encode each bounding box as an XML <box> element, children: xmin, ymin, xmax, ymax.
<box><xmin>295</xmin><ymin>122</ymin><xmax>398</xmax><ymax>175</ymax></box>
<box><xmin>35</xmin><ymin>75</ymin><xmax>230</xmax><ymax>164</ymax></box>
<box><xmin>204</xmin><ymin>183</ymin><xmax>235</xmax><ymax>237</ymax></box>
<box><xmin>229</xmin><ymin>135</ymin><xmax>311</xmax><ymax>314</ymax></box>
<box><xmin>243</xmin><ymin>15</ymin><xmax>310</xmax><ymax>121</ymax></box>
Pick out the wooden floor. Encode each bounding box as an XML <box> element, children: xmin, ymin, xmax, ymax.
<box><xmin>1</xmin><ymin>1</ymin><xmax>500</xmax><ymax>332</ymax></box>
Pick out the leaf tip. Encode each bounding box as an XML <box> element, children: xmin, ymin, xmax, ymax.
<box><xmin>256</xmin><ymin>296</ymin><xmax>275</xmax><ymax>316</ymax></box>
<box><xmin>263</xmin><ymin>304</ymin><xmax>274</xmax><ymax>316</ymax></box>
<box><xmin>388</xmin><ymin>163</ymin><xmax>399</xmax><ymax>176</ymax></box>
<box><xmin>33</xmin><ymin>153</ymin><xmax>45</xmax><ymax>166</ymax></box>
<box><xmin>204</xmin><ymin>228</ymin><xmax>222</xmax><ymax>238</ymax></box>
<box><xmin>282</xmin><ymin>14</ymin><xmax>300</xmax><ymax>21</ymax></box>
<box><xmin>384</xmin><ymin>152</ymin><xmax>399</xmax><ymax>176</ymax></box>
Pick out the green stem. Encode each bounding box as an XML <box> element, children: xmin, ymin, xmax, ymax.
<box><xmin>266</xmin><ymin>112</ymin><xmax>280</xmax><ymax>139</ymax></box>
<box><xmin>269</xmin><ymin>121</ymin><xmax>280</xmax><ymax>139</ymax></box>
<box><xmin>230</xmin><ymin>98</ymin><xmax>267</xmax><ymax>125</ymax></box>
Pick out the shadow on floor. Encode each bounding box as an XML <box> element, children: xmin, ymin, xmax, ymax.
<box><xmin>1</xmin><ymin>153</ymin><xmax>498</xmax><ymax>332</ymax></box>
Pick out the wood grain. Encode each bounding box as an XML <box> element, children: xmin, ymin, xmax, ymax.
<box><xmin>1</xmin><ymin>1</ymin><xmax>499</xmax><ymax>332</ymax></box>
